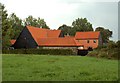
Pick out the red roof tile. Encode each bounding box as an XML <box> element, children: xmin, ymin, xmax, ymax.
<box><xmin>37</xmin><ymin>37</ymin><xmax>82</xmax><ymax>47</ymax></box>
<box><xmin>10</xmin><ymin>40</ymin><xmax>16</xmax><ymax>45</ymax></box>
<box><xmin>75</xmin><ymin>31</ymin><xmax>100</xmax><ymax>39</ymax></box>
<box><xmin>26</xmin><ymin>26</ymin><xmax>61</xmax><ymax>44</ymax></box>
<box><xmin>74</xmin><ymin>40</ymin><xmax>83</xmax><ymax>46</ymax></box>
<box><xmin>47</xmin><ymin>30</ymin><xmax>61</xmax><ymax>38</ymax></box>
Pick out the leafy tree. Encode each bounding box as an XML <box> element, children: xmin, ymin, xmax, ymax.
<box><xmin>24</xmin><ymin>16</ymin><xmax>49</xmax><ymax>29</ymax></box>
<box><xmin>8</xmin><ymin>13</ymin><xmax>24</xmax><ymax>39</ymax></box>
<box><xmin>24</xmin><ymin>16</ymin><xmax>36</xmax><ymax>26</ymax></box>
<box><xmin>58</xmin><ymin>18</ymin><xmax>93</xmax><ymax>36</ymax></box>
<box><xmin>58</xmin><ymin>24</ymin><xmax>72</xmax><ymax>36</ymax></box>
<box><xmin>37</xmin><ymin>17</ymin><xmax>49</xmax><ymax>29</ymax></box>
<box><xmin>1</xmin><ymin>4</ymin><xmax>13</xmax><ymax>49</ymax></box>
<box><xmin>95</xmin><ymin>27</ymin><xmax>112</xmax><ymax>43</ymax></box>
<box><xmin>72</xmin><ymin>18</ymin><xmax>93</xmax><ymax>33</ymax></box>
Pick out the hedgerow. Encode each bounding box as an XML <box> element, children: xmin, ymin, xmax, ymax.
<box><xmin>87</xmin><ymin>40</ymin><xmax>119</xmax><ymax>59</ymax></box>
<box><xmin>2</xmin><ymin>48</ymin><xmax>76</xmax><ymax>55</ymax></box>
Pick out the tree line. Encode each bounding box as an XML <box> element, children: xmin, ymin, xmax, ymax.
<box><xmin>1</xmin><ymin>3</ymin><xmax>113</xmax><ymax>49</ymax></box>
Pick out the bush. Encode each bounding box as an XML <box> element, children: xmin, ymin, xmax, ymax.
<box><xmin>2</xmin><ymin>48</ymin><xmax>75</xmax><ymax>55</ymax></box>
<box><xmin>107</xmin><ymin>41</ymin><xmax>117</xmax><ymax>49</ymax></box>
<box><xmin>116</xmin><ymin>40</ymin><xmax>120</xmax><ymax>48</ymax></box>
<box><xmin>87</xmin><ymin>47</ymin><xmax>119</xmax><ymax>60</ymax></box>
<box><xmin>96</xmin><ymin>45</ymin><xmax>107</xmax><ymax>50</ymax></box>
<box><xmin>98</xmin><ymin>52</ymin><xmax>107</xmax><ymax>58</ymax></box>
<box><xmin>100</xmin><ymin>48</ymin><xmax>108</xmax><ymax>52</ymax></box>
<box><xmin>108</xmin><ymin>48</ymin><xmax>119</xmax><ymax>59</ymax></box>
<box><xmin>110</xmin><ymin>52</ymin><xmax>118</xmax><ymax>59</ymax></box>
<box><xmin>87</xmin><ymin>50</ymin><xmax>99</xmax><ymax>57</ymax></box>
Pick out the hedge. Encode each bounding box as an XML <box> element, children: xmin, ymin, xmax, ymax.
<box><xmin>87</xmin><ymin>48</ymin><xmax>119</xmax><ymax>60</ymax></box>
<box><xmin>2</xmin><ymin>48</ymin><xmax>75</xmax><ymax>55</ymax></box>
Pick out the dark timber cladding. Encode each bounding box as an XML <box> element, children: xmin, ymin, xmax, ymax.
<box><xmin>13</xmin><ymin>26</ymin><xmax>38</xmax><ymax>49</ymax></box>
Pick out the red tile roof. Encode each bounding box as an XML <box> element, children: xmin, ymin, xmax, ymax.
<box><xmin>37</xmin><ymin>37</ymin><xmax>83</xmax><ymax>47</ymax></box>
<box><xmin>75</xmin><ymin>31</ymin><xmax>100</xmax><ymax>39</ymax></box>
<box><xmin>74</xmin><ymin>40</ymin><xmax>83</xmax><ymax>46</ymax></box>
<box><xmin>26</xmin><ymin>26</ymin><xmax>61</xmax><ymax>44</ymax></box>
<box><xmin>47</xmin><ymin>30</ymin><xmax>61</xmax><ymax>38</ymax></box>
<box><xmin>10</xmin><ymin>40</ymin><xmax>16</xmax><ymax>45</ymax></box>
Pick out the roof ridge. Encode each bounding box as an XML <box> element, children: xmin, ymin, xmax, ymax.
<box><xmin>26</xmin><ymin>26</ymin><xmax>50</xmax><ymax>30</ymax></box>
<box><xmin>75</xmin><ymin>31</ymin><xmax>100</xmax><ymax>39</ymax></box>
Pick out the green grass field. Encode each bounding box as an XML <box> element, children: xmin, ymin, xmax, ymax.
<box><xmin>2</xmin><ymin>54</ymin><xmax>118</xmax><ymax>81</ymax></box>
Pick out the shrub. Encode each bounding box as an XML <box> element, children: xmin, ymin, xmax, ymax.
<box><xmin>110</xmin><ymin>52</ymin><xmax>118</xmax><ymax>59</ymax></box>
<box><xmin>87</xmin><ymin>47</ymin><xmax>119</xmax><ymax>60</ymax></box>
<box><xmin>107</xmin><ymin>41</ymin><xmax>117</xmax><ymax>49</ymax></box>
<box><xmin>98</xmin><ymin>52</ymin><xmax>107</xmax><ymax>58</ymax></box>
<box><xmin>96</xmin><ymin>45</ymin><xmax>107</xmax><ymax>50</ymax></box>
<box><xmin>116</xmin><ymin>40</ymin><xmax>120</xmax><ymax>48</ymax></box>
<box><xmin>87</xmin><ymin>50</ymin><xmax>99</xmax><ymax>57</ymax></box>
<box><xmin>100</xmin><ymin>48</ymin><xmax>108</xmax><ymax>52</ymax></box>
<box><xmin>2</xmin><ymin>48</ymin><xmax>75</xmax><ymax>55</ymax></box>
<box><xmin>108</xmin><ymin>48</ymin><xmax>119</xmax><ymax>60</ymax></box>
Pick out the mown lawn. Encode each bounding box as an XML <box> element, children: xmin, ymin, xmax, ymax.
<box><xmin>2</xmin><ymin>54</ymin><xmax>118</xmax><ymax>81</ymax></box>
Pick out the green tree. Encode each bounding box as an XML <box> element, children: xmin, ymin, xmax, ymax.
<box><xmin>95</xmin><ymin>27</ymin><xmax>112</xmax><ymax>43</ymax></box>
<box><xmin>1</xmin><ymin>4</ymin><xmax>13</xmax><ymax>49</ymax></box>
<box><xmin>8</xmin><ymin>13</ymin><xmax>24</xmax><ymax>39</ymax></box>
<box><xmin>72</xmin><ymin>18</ymin><xmax>93</xmax><ymax>34</ymax></box>
<box><xmin>37</xmin><ymin>17</ymin><xmax>49</xmax><ymax>29</ymax></box>
<box><xmin>24</xmin><ymin>16</ymin><xmax>36</xmax><ymax>26</ymax></box>
<box><xmin>24</xmin><ymin>16</ymin><xmax>49</xmax><ymax>29</ymax></box>
<box><xmin>58</xmin><ymin>18</ymin><xmax>93</xmax><ymax>36</ymax></box>
<box><xmin>58</xmin><ymin>24</ymin><xmax>72</xmax><ymax>36</ymax></box>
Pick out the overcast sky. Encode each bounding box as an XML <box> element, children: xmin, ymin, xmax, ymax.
<box><xmin>0</xmin><ymin>0</ymin><xmax>119</xmax><ymax>41</ymax></box>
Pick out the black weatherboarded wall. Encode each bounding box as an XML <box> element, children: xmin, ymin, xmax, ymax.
<box><xmin>13</xmin><ymin>26</ymin><xmax>38</xmax><ymax>49</ymax></box>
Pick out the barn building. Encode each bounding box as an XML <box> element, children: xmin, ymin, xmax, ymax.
<box><xmin>10</xmin><ymin>26</ymin><xmax>102</xmax><ymax>52</ymax></box>
<box><xmin>75</xmin><ymin>31</ymin><xmax>102</xmax><ymax>50</ymax></box>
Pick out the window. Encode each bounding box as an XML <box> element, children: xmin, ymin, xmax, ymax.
<box><xmin>93</xmin><ymin>40</ymin><xmax>96</xmax><ymax>43</ymax></box>
<box><xmin>87</xmin><ymin>40</ymin><xmax>89</xmax><ymax>43</ymax></box>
